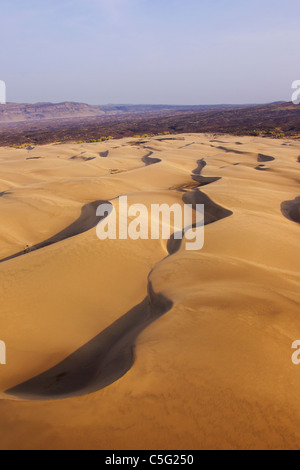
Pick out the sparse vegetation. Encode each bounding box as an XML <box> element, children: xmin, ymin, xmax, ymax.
<box><xmin>263</xmin><ymin>129</ymin><xmax>286</xmax><ymax>139</ymax></box>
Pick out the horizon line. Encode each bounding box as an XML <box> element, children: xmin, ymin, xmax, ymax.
<box><xmin>1</xmin><ymin>100</ymin><xmax>288</xmax><ymax>107</ymax></box>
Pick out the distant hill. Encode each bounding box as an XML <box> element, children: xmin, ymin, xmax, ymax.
<box><xmin>0</xmin><ymin>102</ymin><xmax>248</xmax><ymax>124</ymax></box>
<box><xmin>0</xmin><ymin>102</ymin><xmax>106</xmax><ymax>122</ymax></box>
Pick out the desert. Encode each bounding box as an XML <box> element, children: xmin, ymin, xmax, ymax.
<box><xmin>0</xmin><ymin>133</ymin><xmax>299</xmax><ymax>449</ymax></box>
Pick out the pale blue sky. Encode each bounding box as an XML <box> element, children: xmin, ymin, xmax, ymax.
<box><xmin>0</xmin><ymin>0</ymin><xmax>299</xmax><ymax>104</ymax></box>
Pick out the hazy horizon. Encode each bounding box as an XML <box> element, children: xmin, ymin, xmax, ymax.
<box><xmin>4</xmin><ymin>100</ymin><xmax>286</xmax><ymax>106</ymax></box>
<box><xmin>1</xmin><ymin>0</ymin><xmax>299</xmax><ymax>105</ymax></box>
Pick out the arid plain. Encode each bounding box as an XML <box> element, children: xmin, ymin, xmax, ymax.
<box><xmin>0</xmin><ymin>134</ymin><xmax>299</xmax><ymax>449</ymax></box>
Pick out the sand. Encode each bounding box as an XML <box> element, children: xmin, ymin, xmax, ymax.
<box><xmin>0</xmin><ymin>134</ymin><xmax>299</xmax><ymax>449</ymax></box>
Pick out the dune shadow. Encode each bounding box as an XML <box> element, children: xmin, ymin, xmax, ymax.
<box><xmin>167</xmin><ymin>189</ymin><xmax>233</xmax><ymax>255</ymax></box>
<box><xmin>142</xmin><ymin>152</ymin><xmax>161</xmax><ymax>166</ymax></box>
<box><xmin>191</xmin><ymin>158</ymin><xmax>221</xmax><ymax>186</ymax></box>
<box><xmin>192</xmin><ymin>159</ymin><xmax>207</xmax><ymax>175</ymax></box>
<box><xmin>179</xmin><ymin>142</ymin><xmax>195</xmax><ymax>149</ymax></box>
<box><xmin>216</xmin><ymin>146</ymin><xmax>245</xmax><ymax>155</ymax></box>
<box><xmin>70</xmin><ymin>152</ymin><xmax>96</xmax><ymax>162</ymax></box>
<box><xmin>255</xmin><ymin>164</ymin><xmax>269</xmax><ymax>171</ymax></box>
<box><xmin>192</xmin><ymin>175</ymin><xmax>221</xmax><ymax>186</ymax></box>
<box><xmin>182</xmin><ymin>190</ymin><xmax>233</xmax><ymax>224</ymax></box>
<box><xmin>156</xmin><ymin>137</ymin><xmax>185</xmax><ymax>142</ymax></box>
<box><xmin>281</xmin><ymin>197</ymin><xmax>300</xmax><ymax>224</ymax></box>
<box><xmin>6</xmin><ymin>282</ymin><xmax>173</xmax><ymax>401</ymax></box>
<box><xmin>0</xmin><ymin>200</ymin><xmax>112</xmax><ymax>264</ymax></box>
<box><xmin>100</xmin><ymin>151</ymin><xmax>109</xmax><ymax>158</ymax></box>
<box><xmin>257</xmin><ymin>154</ymin><xmax>275</xmax><ymax>163</ymax></box>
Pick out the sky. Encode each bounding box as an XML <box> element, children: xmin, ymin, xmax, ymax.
<box><xmin>0</xmin><ymin>0</ymin><xmax>299</xmax><ymax>105</ymax></box>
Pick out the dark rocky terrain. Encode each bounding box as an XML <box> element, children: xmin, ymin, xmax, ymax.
<box><xmin>0</xmin><ymin>101</ymin><xmax>298</xmax><ymax>146</ymax></box>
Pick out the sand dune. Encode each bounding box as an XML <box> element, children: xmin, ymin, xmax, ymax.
<box><xmin>0</xmin><ymin>134</ymin><xmax>299</xmax><ymax>450</ymax></box>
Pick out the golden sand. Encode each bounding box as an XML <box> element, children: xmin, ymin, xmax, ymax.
<box><xmin>0</xmin><ymin>134</ymin><xmax>299</xmax><ymax>449</ymax></box>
